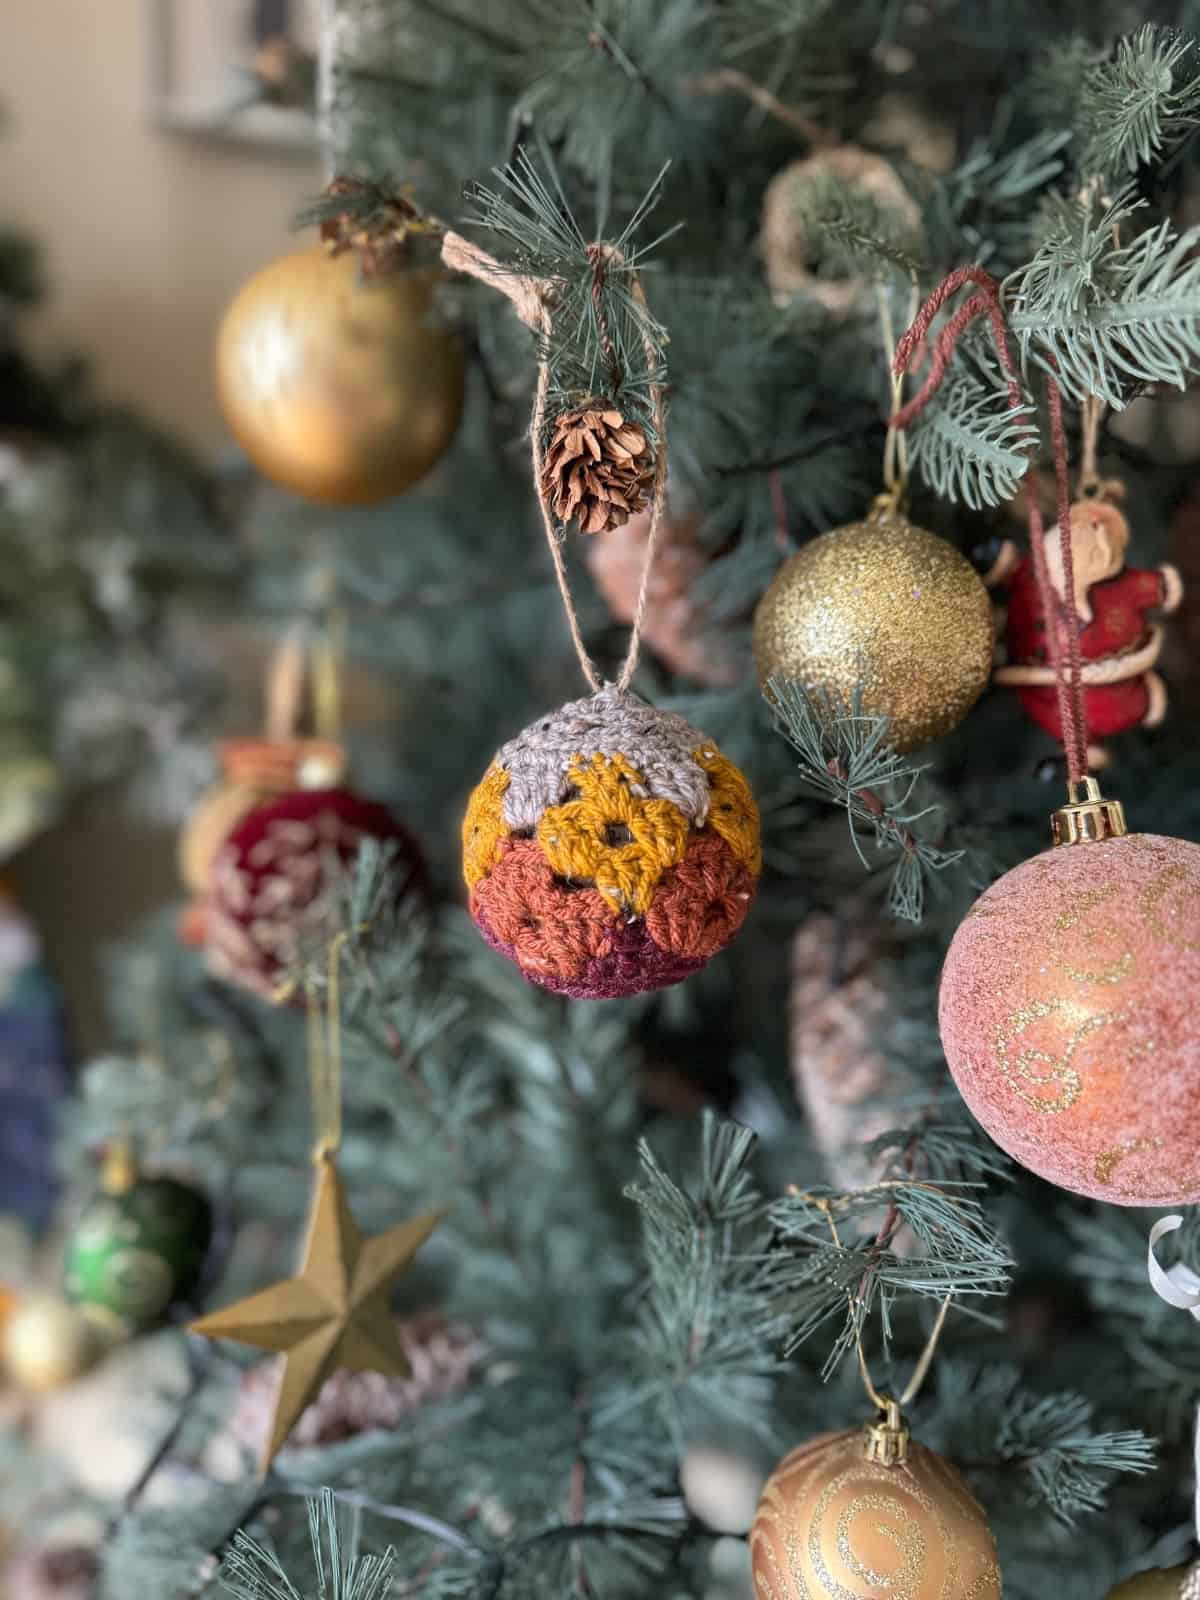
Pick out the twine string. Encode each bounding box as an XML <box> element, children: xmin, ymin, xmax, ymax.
<box><xmin>527</xmin><ymin>244</ymin><xmax>668</xmax><ymax>696</ymax></box>
<box><xmin>891</xmin><ymin>267</ymin><xmax>1089</xmax><ymax>785</ymax></box>
<box><xmin>1078</xmin><ymin>393</ymin><xmax>1105</xmax><ymax>495</ymax></box>
<box><xmin>440</xmin><ymin>227</ymin><xmax>667</xmax><ymax>698</ymax></box>
<box><xmin>856</xmin><ymin>1294</ymin><xmax>953</xmax><ymax>1413</ymax></box>
<box><xmin>307</xmin><ymin>929</ymin><xmax>355</xmax><ymax>1163</ymax></box>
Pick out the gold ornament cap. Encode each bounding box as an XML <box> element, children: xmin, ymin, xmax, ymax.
<box><xmin>1051</xmin><ymin>777</ymin><xmax>1128</xmax><ymax>848</ymax></box>
<box><xmin>100</xmin><ymin>1137</ymin><xmax>138</xmax><ymax>1195</ymax></box>
<box><xmin>862</xmin><ymin>1396</ymin><xmax>910</xmax><ymax>1466</ymax></box>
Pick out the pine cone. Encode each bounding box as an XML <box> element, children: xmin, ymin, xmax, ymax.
<box><xmin>789</xmin><ymin>913</ymin><xmax>904</xmax><ymax>1189</ymax></box>
<box><xmin>230</xmin><ymin>1312</ymin><xmax>484</xmax><ymax>1452</ymax></box>
<box><xmin>585</xmin><ymin>505</ymin><xmax>737</xmax><ymax>686</ymax></box>
<box><xmin>541</xmin><ymin>403</ymin><xmax>655</xmax><ymax>535</ymax></box>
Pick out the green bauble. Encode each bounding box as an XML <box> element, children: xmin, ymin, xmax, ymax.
<box><xmin>65</xmin><ymin>1176</ymin><xmax>212</xmax><ymax>1333</ymax></box>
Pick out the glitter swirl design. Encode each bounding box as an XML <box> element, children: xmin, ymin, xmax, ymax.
<box><xmin>750</xmin><ymin>1430</ymin><xmax>1000</xmax><ymax>1600</ymax></box>
<box><xmin>940</xmin><ymin>832</ymin><xmax>1200</xmax><ymax>1205</ymax></box>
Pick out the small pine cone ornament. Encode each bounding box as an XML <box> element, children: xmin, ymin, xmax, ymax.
<box><xmin>462</xmin><ymin>686</ymin><xmax>760</xmax><ymax>999</ymax></box>
<box><xmin>230</xmin><ymin>1312</ymin><xmax>483</xmax><ymax>1452</ymax></box>
<box><xmin>585</xmin><ymin>506</ymin><xmax>737</xmax><ymax>686</ymax></box>
<box><xmin>790</xmin><ymin>915</ymin><xmax>903</xmax><ymax>1189</ymax></box>
<box><xmin>541</xmin><ymin>402</ymin><xmax>655</xmax><ymax>535</ymax></box>
<box><xmin>207</xmin><ymin>787</ymin><xmax>425</xmax><ymax>999</ymax></box>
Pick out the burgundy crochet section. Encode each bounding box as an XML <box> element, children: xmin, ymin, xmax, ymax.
<box><xmin>207</xmin><ymin>787</ymin><xmax>426</xmax><ymax>998</ymax></box>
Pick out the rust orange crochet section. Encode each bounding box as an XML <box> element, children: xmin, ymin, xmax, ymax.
<box><xmin>469</xmin><ymin>838</ymin><xmax>615</xmax><ymax>981</ymax></box>
<box><xmin>645</xmin><ymin>833</ymin><xmax>755</xmax><ymax>959</ymax></box>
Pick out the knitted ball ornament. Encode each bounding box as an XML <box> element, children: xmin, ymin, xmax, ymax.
<box><xmin>462</xmin><ymin>687</ymin><xmax>760</xmax><ymax>998</ymax></box>
<box><xmin>207</xmin><ymin>787</ymin><xmax>425</xmax><ymax>999</ymax></box>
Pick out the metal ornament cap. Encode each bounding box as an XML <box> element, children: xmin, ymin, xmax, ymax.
<box><xmin>1051</xmin><ymin>777</ymin><xmax>1128</xmax><ymax>847</ymax></box>
<box><xmin>862</xmin><ymin>1397</ymin><xmax>910</xmax><ymax>1465</ymax></box>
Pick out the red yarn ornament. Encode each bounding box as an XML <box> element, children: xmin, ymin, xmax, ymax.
<box><xmin>206</xmin><ymin>788</ymin><xmax>425</xmax><ymax>999</ymax></box>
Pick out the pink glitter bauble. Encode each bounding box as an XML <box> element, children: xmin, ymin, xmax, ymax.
<box><xmin>939</xmin><ymin>832</ymin><xmax>1200</xmax><ymax>1204</ymax></box>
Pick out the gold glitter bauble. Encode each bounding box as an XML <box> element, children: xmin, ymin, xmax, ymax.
<box><xmin>750</xmin><ymin>1426</ymin><xmax>1001</xmax><ymax>1600</ymax></box>
<box><xmin>216</xmin><ymin>247</ymin><xmax>464</xmax><ymax>505</ymax></box>
<box><xmin>1107</xmin><ymin>1567</ymin><xmax>1198</xmax><ymax>1599</ymax></box>
<box><xmin>752</xmin><ymin>507</ymin><xmax>993</xmax><ymax>752</ymax></box>
<box><xmin>2</xmin><ymin>1293</ymin><xmax>100</xmax><ymax>1392</ymax></box>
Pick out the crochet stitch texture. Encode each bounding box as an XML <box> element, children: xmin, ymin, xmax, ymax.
<box><xmin>463</xmin><ymin>686</ymin><xmax>760</xmax><ymax>998</ymax></box>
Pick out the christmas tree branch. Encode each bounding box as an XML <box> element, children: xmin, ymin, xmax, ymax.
<box><xmin>766</xmin><ymin>676</ymin><xmax>966</xmax><ymax>921</ymax></box>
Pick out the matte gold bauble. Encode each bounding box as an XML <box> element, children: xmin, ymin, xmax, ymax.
<box><xmin>750</xmin><ymin>1420</ymin><xmax>1001</xmax><ymax>1599</ymax></box>
<box><xmin>752</xmin><ymin>504</ymin><xmax>993</xmax><ymax>752</ymax></box>
<box><xmin>1107</xmin><ymin>1566</ymin><xmax>1199</xmax><ymax>1599</ymax></box>
<box><xmin>2</xmin><ymin>1293</ymin><xmax>101</xmax><ymax>1391</ymax></box>
<box><xmin>215</xmin><ymin>247</ymin><xmax>465</xmax><ymax>505</ymax></box>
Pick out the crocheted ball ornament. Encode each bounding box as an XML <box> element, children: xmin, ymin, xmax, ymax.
<box><xmin>207</xmin><ymin>787</ymin><xmax>425</xmax><ymax>999</ymax></box>
<box><xmin>463</xmin><ymin>687</ymin><xmax>760</xmax><ymax>998</ymax></box>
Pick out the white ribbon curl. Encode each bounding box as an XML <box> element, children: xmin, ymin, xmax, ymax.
<box><xmin>1147</xmin><ymin>1215</ymin><xmax>1200</xmax><ymax>1546</ymax></box>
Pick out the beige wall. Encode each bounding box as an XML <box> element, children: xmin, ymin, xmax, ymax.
<box><xmin>1</xmin><ymin>0</ymin><xmax>322</xmax><ymax>455</ymax></box>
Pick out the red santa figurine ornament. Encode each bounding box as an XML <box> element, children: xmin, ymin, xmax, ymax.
<box><xmin>992</xmin><ymin>490</ymin><xmax>1183</xmax><ymax>768</ymax></box>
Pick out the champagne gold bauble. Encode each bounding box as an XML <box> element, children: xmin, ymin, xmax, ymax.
<box><xmin>750</xmin><ymin>1418</ymin><xmax>1001</xmax><ymax>1600</ymax></box>
<box><xmin>215</xmin><ymin>247</ymin><xmax>465</xmax><ymax>505</ymax></box>
<box><xmin>2</xmin><ymin>1293</ymin><xmax>100</xmax><ymax>1391</ymax></box>
<box><xmin>1107</xmin><ymin>1566</ymin><xmax>1200</xmax><ymax>1599</ymax></box>
<box><xmin>752</xmin><ymin>505</ymin><xmax>993</xmax><ymax>752</ymax></box>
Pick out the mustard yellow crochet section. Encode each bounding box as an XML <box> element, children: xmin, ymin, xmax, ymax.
<box><xmin>462</xmin><ymin>765</ymin><xmax>511</xmax><ymax>889</ymax></box>
<box><xmin>693</xmin><ymin>745</ymin><xmax>762</xmax><ymax>876</ymax></box>
<box><xmin>537</xmin><ymin>753</ymin><xmax>688</xmax><ymax>917</ymax></box>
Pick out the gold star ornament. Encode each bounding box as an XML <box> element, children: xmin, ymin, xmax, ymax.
<box><xmin>190</xmin><ymin>1154</ymin><xmax>441</xmax><ymax>1470</ymax></box>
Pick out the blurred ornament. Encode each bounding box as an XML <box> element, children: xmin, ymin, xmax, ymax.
<box><xmin>463</xmin><ymin>685</ymin><xmax>759</xmax><ymax>998</ymax></box>
<box><xmin>752</xmin><ymin>501</ymin><xmax>993</xmax><ymax>752</ymax></box>
<box><xmin>0</xmin><ymin>896</ymin><xmax>68</xmax><ymax>1231</ymax></box>
<box><xmin>178</xmin><ymin>736</ymin><xmax>347</xmax><ymax>947</ymax></box>
<box><xmin>993</xmin><ymin>495</ymin><xmax>1182</xmax><ymax>767</ymax></box>
<box><xmin>1106</xmin><ymin>1568</ymin><xmax>1200</xmax><ymax>1599</ymax></box>
<box><xmin>5</xmin><ymin>1545</ymin><xmax>99</xmax><ymax>1600</ymax></box>
<box><xmin>190</xmin><ymin>1153</ymin><xmax>441</xmax><ymax>1470</ymax></box>
<box><xmin>2</xmin><ymin>1293</ymin><xmax>100</xmax><ymax>1391</ymax></box>
<box><xmin>682</xmin><ymin>1446</ymin><xmax>767</xmax><ymax>1536</ymax></box>
<box><xmin>761</xmin><ymin>147</ymin><xmax>921</xmax><ymax>313</ymax></box>
<box><xmin>940</xmin><ymin>781</ymin><xmax>1200</xmax><ymax>1203</ymax></box>
<box><xmin>215</xmin><ymin>246</ymin><xmax>464</xmax><ymax>505</ymax></box>
<box><xmin>789</xmin><ymin>913</ymin><xmax>903</xmax><ymax>1189</ymax></box>
<box><xmin>540</xmin><ymin>402</ymin><xmax>655</xmax><ymax>535</ymax></box>
<box><xmin>206</xmin><ymin>786</ymin><xmax>425</xmax><ymax>1001</ymax></box>
<box><xmin>750</xmin><ymin>1404</ymin><xmax>1000</xmax><ymax>1598</ymax></box>
<box><xmin>229</xmin><ymin>1310</ymin><xmax>483</xmax><ymax>1453</ymax></box>
<box><xmin>585</xmin><ymin>505</ymin><xmax>736</xmax><ymax>686</ymax></box>
<box><xmin>0</xmin><ymin>752</ymin><xmax>61</xmax><ymax>864</ymax></box>
<box><xmin>862</xmin><ymin>92</ymin><xmax>957</xmax><ymax>173</ymax></box>
<box><xmin>64</xmin><ymin>1147</ymin><xmax>212</xmax><ymax>1335</ymax></box>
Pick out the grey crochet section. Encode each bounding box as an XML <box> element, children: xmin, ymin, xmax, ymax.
<box><xmin>1183</xmin><ymin>1563</ymin><xmax>1200</xmax><ymax>1600</ymax></box>
<box><xmin>495</xmin><ymin>684</ymin><xmax>713</xmax><ymax>830</ymax></box>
